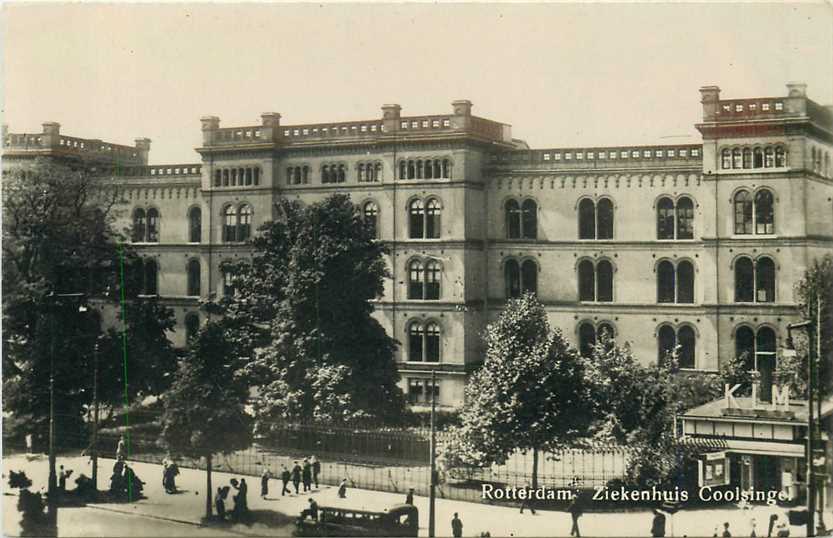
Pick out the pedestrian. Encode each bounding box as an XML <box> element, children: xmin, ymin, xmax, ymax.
<box><xmin>116</xmin><ymin>435</ymin><xmax>127</xmax><ymax>460</ymax></box>
<box><xmin>25</xmin><ymin>434</ymin><xmax>33</xmax><ymax>455</ymax></box>
<box><xmin>311</xmin><ymin>456</ymin><xmax>321</xmax><ymax>488</ymax></box>
<box><xmin>519</xmin><ymin>484</ymin><xmax>536</xmax><ymax>514</ymax></box>
<box><xmin>58</xmin><ymin>465</ymin><xmax>69</xmax><ymax>493</ymax></box>
<box><xmin>568</xmin><ymin>491</ymin><xmax>583</xmax><ymax>537</ymax></box>
<box><xmin>405</xmin><ymin>488</ymin><xmax>414</xmax><ymax>505</ymax></box>
<box><xmin>337</xmin><ymin>478</ymin><xmax>347</xmax><ymax>499</ymax></box>
<box><xmin>722</xmin><ymin>522</ymin><xmax>732</xmax><ymax>537</ymax></box>
<box><xmin>215</xmin><ymin>486</ymin><xmax>226</xmax><ymax>520</ymax></box>
<box><xmin>291</xmin><ymin>461</ymin><xmax>302</xmax><ymax>494</ymax></box>
<box><xmin>230</xmin><ymin>479</ymin><xmax>242</xmax><ymax>519</ymax></box>
<box><xmin>302</xmin><ymin>458</ymin><xmax>312</xmax><ymax>492</ymax></box>
<box><xmin>261</xmin><ymin>467</ymin><xmax>271</xmax><ymax>499</ymax></box>
<box><xmin>750</xmin><ymin>517</ymin><xmax>757</xmax><ymax>538</ymax></box>
<box><xmin>239</xmin><ymin>478</ymin><xmax>248</xmax><ymax>512</ymax></box>
<box><xmin>451</xmin><ymin>512</ymin><xmax>463</xmax><ymax>538</ymax></box>
<box><xmin>300</xmin><ymin>497</ymin><xmax>319</xmax><ymax>521</ymax></box>
<box><xmin>651</xmin><ymin>508</ymin><xmax>666</xmax><ymax>537</ymax></box>
<box><xmin>281</xmin><ymin>465</ymin><xmax>291</xmax><ymax>496</ymax></box>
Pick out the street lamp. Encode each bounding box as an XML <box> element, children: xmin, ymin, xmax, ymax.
<box><xmin>785</xmin><ymin>300</ymin><xmax>820</xmax><ymax>537</ymax></box>
<box><xmin>45</xmin><ymin>292</ymin><xmax>86</xmax><ymax>509</ymax></box>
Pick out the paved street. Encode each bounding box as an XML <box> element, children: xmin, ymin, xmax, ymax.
<box><xmin>3</xmin><ymin>454</ymin><xmax>828</xmax><ymax>537</ymax></box>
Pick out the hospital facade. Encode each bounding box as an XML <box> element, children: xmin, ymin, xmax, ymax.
<box><xmin>4</xmin><ymin>82</ymin><xmax>833</xmax><ymax>409</ymax></box>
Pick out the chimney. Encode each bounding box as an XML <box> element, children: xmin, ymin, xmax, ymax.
<box><xmin>451</xmin><ymin>100</ymin><xmax>473</xmax><ymax>130</ymax></box>
<box><xmin>200</xmin><ymin>116</ymin><xmax>220</xmax><ymax>145</ymax></box>
<box><xmin>134</xmin><ymin>138</ymin><xmax>151</xmax><ymax>165</ymax></box>
<box><xmin>41</xmin><ymin>121</ymin><xmax>61</xmax><ymax>146</ymax></box>
<box><xmin>381</xmin><ymin>104</ymin><xmax>402</xmax><ymax>133</ymax></box>
<box><xmin>785</xmin><ymin>82</ymin><xmax>808</xmax><ymax>115</ymax></box>
<box><xmin>699</xmin><ymin>86</ymin><xmax>721</xmax><ymax>121</ymax></box>
<box><xmin>261</xmin><ymin>112</ymin><xmax>281</xmax><ymax>141</ymax></box>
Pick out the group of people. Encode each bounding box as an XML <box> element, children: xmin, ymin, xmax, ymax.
<box><xmin>109</xmin><ymin>456</ymin><xmax>145</xmax><ymax>499</ymax></box>
<box><xmin>273</xmin><ymin>456</ymin><xmax>322</xmax><ymax>496</ymax></box>
<box><xmin>215</xmin><ymin>477</ymin><xmax>249</xmax><ymax>521</ymax></box>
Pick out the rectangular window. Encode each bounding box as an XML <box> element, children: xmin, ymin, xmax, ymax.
<box><xmin>554</xmin><ymin>153</ymin><xmax>562</xmax><ymax>161</ymax></box>
<box><xmin>749</xmin><ymin>103</ymin><xmax>758</xmax><ymax>111</ymax></box>
<box><xmin>775</xmin><ymin>102</ymin><xmax>783</xmax><ymax>111</ymax></box>
<box><xmin>655</xmin><ymin>150</ymin><xmax>663</xmax><ymax>158</ymax></box>
<box><xmin>421</xmin><ymin>120</ymin><xmax>429</xmax><ymax>128</ymax></box>
<box><xmin>401</xmin><ymin>121</ymin><xmax>408</xmax><ymax>129</ymax></box>
<box><xmin>360</xmin><ymin>125</ymin><xmax>367</xmax><ymax>132</ymax></box>
<box><xmin>587</xmin><ymin>152</ymin><xmax>595</xmax><ymax>159</ymax></box>
<box><xmin>599</xmin><ymin>152</ymin><xmax>606</xmax><ymax>160</ymax></box>
<box><xmin>442</xmin><ymin>119</ymin><xmax>450</xmax><ymax>127</ymax></box>
<box><xmin>411</xmin><ymin>121</ymin><xmax>418</xmax><ymax>128</ymax></box>
<box><xmin>565</xmin><ymin>153</ymin><xmax>572</xmax><ymax>160</ymax></box>
<box><xmin>722</xmin><ymin>104</ymin><xmax>731</xmax><ymax>112</ymax></box>
<box><xmin>644</xmin><ymin>150</ymin><xmax>652</xmax><ymax>158</ymax></box>
<box><xmin>762</xmin><ymin>103</ymin><xmax>770</xmax><ymax>111</ymax></box>
<box><xmin>621</xmin><ymin>151</ymin><xmax>628</xmax><ymax>159</ymax></box>
<box><xmin>302</xmin><ymin>129</ymin><xmax>309</xmax><ymax>135</ymax></box>
<box><xmin>691</xmin><ymin>149</ymin><xmax>700</xmax><ymax>157</ymax></box>
<box><xmin>576</xmin><ymin>152</ymin><xmax>584</xmax><ymax>160</ymax></box>
<box><xmin>633</xmin><ymin>151</ymin><xmax>640</xmax><ymax>158</ymax></box>
<box><xmin>735</xmin><ymin>104</ymin><xmax>744</xmax><ymax>112</ymax></box>
<box><xmin>407</xmin><ymin>379</ymin><xmax>424</xmax><ymax>404</ymax></box>
<box><xmin>668</xmin><ymin>150</ymin><xmax>676</xmax><ymax>158</ymax></box>
<box><xmin>679</xmin><ymin>150</ymin><xmax>687</xmax><ymax>157</ymax></box>
<box><xmin>543</xmin><ymin>153</ymin><xmax>551</xmax><ymax>161</ymax></box>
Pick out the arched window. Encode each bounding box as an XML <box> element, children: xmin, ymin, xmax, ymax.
<box><xmin>408</xmin><ymin>260</ymin><xmax>424</xmax><ymax>300</ymax></box>
<box><xmin>245</xmin><ymin>168</ymin><xmax>253</xmax><ymax>186</ymax></box>
<box><xmin>146</xmin><ymin>208</ymin><xmax>160</xmax><ymax>242</ymax></box>
<box><xmin>363</xmin><ymin>201</ymin><xmax>379</xmax><ymax>239</ymax></box>
<box><xmin>425</xmin><ymin>199</ymin><xmax>441</xmax><ymax>239</ymax></box>
<box><xmin>578</xmin><ymin>260</ymin><xmax>595</xmax><ymax>301</ymax></box>
<box><xmin>721</xmin><ymin>149</ymin><xmax>732</xmax><ymax>170</ymax></box>
<box><xmin>775</xmin><ymin>146</ymin><xmax>786</xmax><ymax>167</ymax></box>
<box><xmin>400</xmin><ymin>161</ymin><xmax>407</xmax><ymax>180</ymax></box>
<box><xmin>425</xmin><ymin>260</ymin><xmax>441</xmax><ymax>300</ymax></box>
<box><xmin>222</xmin><ymin>169</ymin><xmax>229</xmax><ymax>186</ymax></box>
<box><xmin>321</xmin><ymin>165</ymin><xmax>330</xmax><ymax>184</ymax></box>
<box><xmin>409</xmin><ymin>199</ymin><xmax>424</xmax><ymax>239</ymax></box>
<box><xmin>521</xmin><ymin>200</ymin><xmax>538</xmax><ymax>239</ymax></box>
<box><xmin>677</xmin><ymin>326</ymin><xmax>696</xmax><ymax>369</ymax></box>
<box><xmin>735</xmin><ymin>326</ymin><xmax>756</xmax><ymax>370</ymax></box>
<box><xmin>237</xmin><ymin>205</ymin><xmax>253</xmax><ymax>241</ymax></box>
<box><xmin>185</xmin><ymin>312</ymin><xmax>200</xmax><ymax>344</ymax></box>
<box><xmin>734</xmin><ymin>190</ymin><xmax>753</xmax><ymax>234</ymax></box>
<box><xmin>143</xmin><ymin>259</ymin><xmax>158</xmax><ymax>296</ymax></box>
<box><xmin>505</xmin><ymin>259</ymin><xmax>521</xmax><ymax>299</ymax></box>
<box><xmin>754</xmin><ymin>190</ymin><xmax>774</xmax><ymax>234</ymax></box>
<box><xmin>734</xmin><ymin>257</ymin><xmax>754</xmax><ymax>302</ymax></box>
<box><xmin>657</xmin><ymin>325</ymin><xmax>677</xmax><ymax>364</ymax></box>
<box><xmin>596</xmin><ymin>260</ymin><xmax>613</xmax><ymax>302</ymax></box>
<box><xmin>358</xmin><ymin>163</ymin><xmax>366</xmax><ymax>182</ymax></box>
<box><xmin>433</xmin><ymin>160</ymin><xmax>441</xmax><ymax>179</ymax></box>
<box><xmin>597</xmin><ymin>199</ymin><xmax>614</xmax><ymax>239</ymax></box>
<box><xmin>214</xmin><ymin>170</ymin><xmax>222</xmax><ymax>187</ymax></box>
<box><xmin>742</xmin><ymin>148</ymin><xmax>752</xmax><ymax>169</ymax></box>
<box><xmin>408</xmin><ymin>323</ymin><xmax>423</xmax><ymax>362</ymax></box>
<box><xmin>302</xmin><ymin>166</ymin><xmax>308</xmax><ymax>184</ymax></box>
<box><xmin>416</xmin><ymin>160</ymin><xmax>423</xmax><ymax>180</ymax></box>
<box><xmin>521</xmin><ymin>260</ymin><xmax>538</xmax><ymax>295</ymax></box>
<box><xmin>753</xmin><ymin>147</ymin><xmax>764</xmax><ymax>168</ymax></box>
<box><xmin>132</xmin><ymin>208</ymin><xmax>146</xmax><ymax>243</ymax></box>
<box><xmin>337</xmin><ymin>165</ymin><xmax>346</xmax><ymax>183</ymax></box>
<box><xmin>222</xmin><ymin>268</ymin><xmax>235</xmax><ymax>297</ymax></box>
<box><xmin>578</xmin><ymin>321</ymin><xmax>596</xmax><ymax>357</ymax></box>
<box><xmin>442</xmin><ymin>159</ymin><xmax>450</xmax><ymax>178</ymax></box>
<box><xmin>764</xmin><ymin>147</ymin><xmax>775</xmax><ymax>168</ymax></box>
<box><xmin>188</xmin><ymin>207</ymin><xmax>202</xmax><ymax>243</ymax></box>
<box><xmin>732</xmin><ymin>148</ymin><xmax>742</xmax><ymax>169</ymax></box>
<box><xmin>657</xmin><ymin>261</ymin><xmax>676</xmax><ymax>303</ymax></box>
<box><xmin>677</xmin><ymin>261</ymin><xmax>695</xmax><ymax>304</ymax></box>
<box><xmin>408</xmin><ymin>322</ymin><xmax>441</xmax><ymax>362</ymax></box>
<box><xmin>186</xmin><ymin>259</ymin><xmax>200</xmax><ymax>297</ymax></box>
<box><xmin>677</xmin><ymin>197</ymin><xmax>694</xmax><ymax>239</ymax></box>
<box><xmin>578</xmin><ymin>199</ymin><xmax>596</xmax><ymax>239</ymax></box>
<box><xmin>374</xmin><ymin>163</ymin><xmax>382</xmax><ymax>181</ymax></box>
<box><xmin>657</xmin><ymin>197</ymin><xmax>675</xmax><ymax>239</ymax></box>
<box><xmin>505</xmin><ymin>200</ymin><xmax>521</xmax><ymax>239</ymax></box>
<box><xmin>408</xmin><ymin>160</ymin><xmax>415</xmax><ymax>179</ymax></box>
<box><xmin>424</xmin><ymin>160</ymin><xmax>433</xmax><ymax>179</ymax></box>
<box><xmin>223</xmin><ymin>205</ymin><xmax>237</xmax><ymax>243</ymax></box>
<box><xmin>755</xmin><ymin>256</ymin><xmax>775</xmax><ymax>302</ymax></box>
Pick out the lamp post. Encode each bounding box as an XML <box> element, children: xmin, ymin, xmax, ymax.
<box><xmin>46</xmin><ymin>292</ymin><xmax>86</xmax><ymax>508</ymax></box>
<box><xmin>786</xmin><ymin>304</ymin><xmax>819</xmax><ymax>537</ymax></box>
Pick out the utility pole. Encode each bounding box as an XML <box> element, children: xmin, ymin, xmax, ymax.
<box><xmin>429</xmin><ymin>368</ymin><xmax>437</xmax><ymax>538</ymax></box>
<box><xmin>91</xmin><ymin>338</ymin><xmax>100</xmax><ymax>494</ymax></box>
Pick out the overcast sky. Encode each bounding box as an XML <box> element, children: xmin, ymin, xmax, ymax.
<box><xmin>3</xmin><ymin>3</ymin><xmax>832</xmax><ymax>164</ymax></box>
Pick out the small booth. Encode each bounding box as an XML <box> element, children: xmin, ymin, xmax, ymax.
<box><xmin>679</xmin><ymin>384</ymin><xmax>809</xmax><ymax>503</ymax></box>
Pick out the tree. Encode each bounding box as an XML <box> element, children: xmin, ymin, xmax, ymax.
<box><xmin>160</xmin><ymin>321</ymin><xmax>252</xmax><ymax>518</ymax></box>
<box><xmin>2</xmin><ymin>158</ymin><xmax>176</xmax><ymax>445</ymax></box>
<box><xmin>223</xmin><ymin>194</ymin><xmax>406</xmax><ymax>426</ymax></box>
<box><xmin>793</xmin><ymin>254</ymin><xmax>833</xmax><ymax>397</ymax></box>
<box><xmin>454</xmin><ymin>293</ymin><xmax>594</xmax><ymax>489</ymax></box>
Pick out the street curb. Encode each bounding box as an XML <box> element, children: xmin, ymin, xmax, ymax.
<box><xmin>84</xmin><ymin>504</ymin><xmax>254</xmax><ymax>536</ymax></box>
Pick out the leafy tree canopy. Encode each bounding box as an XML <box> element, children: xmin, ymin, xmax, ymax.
<box><xmin>222</xmin><ymin>194</ymin><xmax>406</xmax><ymax>426</ymax></box>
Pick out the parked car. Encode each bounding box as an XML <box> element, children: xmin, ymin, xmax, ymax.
<box><xmin>295</xmin><ymin>503</ymin><xmax>418</xmax><ymax>537</ymax></box>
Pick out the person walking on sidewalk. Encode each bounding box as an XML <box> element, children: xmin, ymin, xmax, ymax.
<box><xmin>215</xmin><ymin>487</ymin><xmax>227</xmax><ymax>520</ymax></box>
<box><xmin>651</xmin><ymin>508</ymin><xmax>666</xmax><ymax>537</ymax></box>
<box><xmin>519</xmin><ymin>484</ymin><xmax>536</xmax><ymax>514</ymax></box>
<box><xmin>568</xmin><ymin>491</ymin><xmax>584</xmax><ymax>537</ymax></box>
<box><xmin>337</xmin><ymin>478</ymin><xmax>347</xmax><ymax>498</ymax></box>
<box><xmin>302</xmin><ymin>458</ymin><xmax>312</xmax><ymax>492</ymax></box>
<box><xmin>405</xmin><ymin>488</ymin><xmax>414</xmax><ymax>505</ymax></box>
<box><xmin>116</xmin><ymin>435</ymin><xmax>127</xmax><ymax>461</ymax></box>
<box><xmin>261</xmin><ymin>467</ymin><xmax>271</xmax><ymax>499</ymax></box>
<box><xmin>291</xmin><ymin>462</ymin><xmax>302</xmax><ymax>494</ymax></box>
<box><xmin>451</xmin><ymin>513</ymin><xmax>463</xmax><ymax>538</ymax></box>
<box><xmin>311</xmin><ymin>456</ymin><xmax>321</xmax><ymax>489</ymax></box>
<box><xmin>280</xmin><ymin>465</ymin><xmax>291</xmax><ymax>496</ymax></box>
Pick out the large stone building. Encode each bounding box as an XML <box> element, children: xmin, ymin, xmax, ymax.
<box><xmin>4</xmin><ymin>83</ymin><xmax>833</xmax><ymax>408</ymax></box>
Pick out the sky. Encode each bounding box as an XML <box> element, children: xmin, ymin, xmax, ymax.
<box><xmin>3</xmin><ymin>2</ymin><xmax>832</xmax><ymax>164</ymax></box>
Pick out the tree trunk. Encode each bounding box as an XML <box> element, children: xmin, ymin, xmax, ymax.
<box><xmin>205</xmin><ymin>454</ymin><xmax>213</xmax><ymax>519</ymax></box>
<box><xmin>532</xmin><ymin>447</ymin><xmax>539</xmax><ymax>491</ymax></box>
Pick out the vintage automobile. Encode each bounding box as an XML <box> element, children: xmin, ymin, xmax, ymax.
<box><xmin>295</xmin><ymin>503</ymin><xmax>418</xmax><ymax>537</ymax></box>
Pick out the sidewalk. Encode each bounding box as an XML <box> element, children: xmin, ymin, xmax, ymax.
<box><xmin>2</xmin><ymin>454</ymin><xmax>822</xmax><ymax>537</ymax></box>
